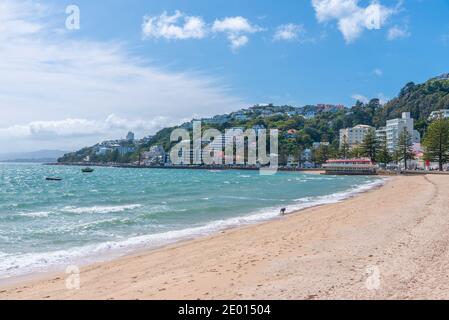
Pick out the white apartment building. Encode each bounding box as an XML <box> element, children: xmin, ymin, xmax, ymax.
<box><xmin>339</xmin><ymin>125</ymin><xmax>373</xmax><ymax>148</ymax></box>
<box><xmin>376</xmin><ymin>127</ymin><xmax>387</xmax><ymax>142</ymax></box>
<box><xmin>429</xmin><ymin>109</ymin><xmax>449</xmax><ymax>121</ymax></box>
<box><xmin>385</xmin><ymin>112</ymin><xmax>420</xmax><ymax>153</ymax></box>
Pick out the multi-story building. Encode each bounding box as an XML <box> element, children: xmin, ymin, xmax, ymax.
<box><xmin>339</xmin><ymin>125</ymin><xmax>373</xmax><ymax>148</ymax></box>
<box><xmin>126</xmin><ymin>132</ymin><xmax>135</xmax><ymax>142</ymax></box>
<box><xmin>429</xmin><ymin>109</ymin><xmax>449</xmax><ymax>121</ymax></box>
<box><xmin>376</xmin><ymin>127</ymin><xmax>387</xmax><ymax>143</ymax></box>
<box><xmin>385</xmin><ymin>112</ymin><xmax>420</xmax><ymax>153</ymax></box>
<box><xmin>118</xmin><ymin>145</ymin><xmax>136</xmax><ymax>156</ymax></box>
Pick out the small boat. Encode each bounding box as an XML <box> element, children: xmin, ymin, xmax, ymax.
<box><xmin>81</xmin><ymin>167</ymin><xmax>94</xmax><ymax>173</ymax></box>
<box><xmin>46</xmin><ymin>177</ymin><xmax>62</xmax><ymax>181</ymax></box>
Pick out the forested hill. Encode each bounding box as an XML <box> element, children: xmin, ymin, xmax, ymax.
<box><xmin>58</xmin><ymin>74</ymin><xmax>449</xmax><ymax>164</ymax></box>
<box><xmin>379</xmin><ymin>74</ymin><xmax>449</xmax><ymax>123</ymax></box>
<box><xmin>146</xmin><ymin>73</ymin><xmax>449</xmax><ymax>150</ymax></box>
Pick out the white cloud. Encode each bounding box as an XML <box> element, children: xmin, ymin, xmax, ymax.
<box><xmin>0</xmin><ymin>114</ymin><xmax>186</xmax><ymax>152</ymax></box>
<box><xmin>311</xmin><ymin>0</ymin><xmax>397</xmax><ymax>43</ymax></box>
<box><xmin>0</xmin><ymin>114</ymin><xmax>177</xmax><ymax>140</ymax></box>
<box><xmin>227</xmin><ymin>34</ymin><xmax>249</xmax><ymax>51</ymax></box>
<box><xmin>377</xmin><ymin>93</ymin><xmax>389</xmax><ymax>105</ymax></box>
<box><xmin>351</xmin><ymin>94</ymin><xmax>369</xmax><ymax>103</ymax></box>
<box><xmin>212</xmin><ymin>16</ymin><xmax>261</xmax><ymax>34</ymax></box>
<box><xmin>273</xmin><ymin>24</ymin><xmax>306</xmax><ymax>41</ymax></box>
<box><xmin>387</xmin><ymin>25</ymin><xmax>410</xmax><ymax>40</ymax></box>
<box><xmin>0</xmin><ymin>1</ymin><xmax>244</xmax><ymax>152</ymax></box>
<box><xmin>212</xmin><ymin>16</ymin><xmax>262</xmax><ymax>51</ymax></box>
<box><xmin>142</xmin><ymin>11</ymin><xmax>206</xmax><ymax>40</ymax></box>
<box><xmin>141</xmin><ymin>12</ymin><xmax>264</xmax><ymax>51</ymax></box>
<box><xmin>351</xmin><ymin>93</ymin><xmax>389</xmax><ymax>104</ymax></box>
<box><xmin>0</xmin><ymin>0</ymin><xmax>45</xmax><ymax>37</ymax></box>
<box><xmin>373</xmin><ymin>68</ymin><xmax>383</xmax><ymax>76</ymax></box>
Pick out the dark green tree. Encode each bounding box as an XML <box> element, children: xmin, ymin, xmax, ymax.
<box><xmin>349</xmin><ymin>146</ymin><xmax>364</xmax><ymax>158</ymax></box>
<box><xmin>360</xmin><ymin>128</ymin><xmax>379</xmax><ymax>162</ymax></box>
<box><xmin>312</xmin><ymin>145</ymin><xmax>330</xmax><ymax>165</ymax></box>
<box><xmin>376</xmin><ymin>136</ymin><xmax>392</xmax><ymax>165</ymax></box>
<box><xmin>394</xmin><ymin>128</ymin><xmax>415</xmax><ymax>170</ymax></box>
<box><xmin>339</xmin><ymin>134</ymin><xmax>350</xmax><ymax>159</ymax></box>
<box><xmin>423</xmin><ymin>119</ymin><xmax>449</xmax><ymax>171</ymax></box>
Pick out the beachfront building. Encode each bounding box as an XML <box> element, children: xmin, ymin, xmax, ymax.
<box><xmin>323</xmin><ymin>158</ymin><xmax>377</xmax><ymax>175</ymax></box>
<box><xmin>143</xmin><ymin>145</ymin><xmax>166</xmax><ymax>165</ymax></box>
<box><xmin>339</xmin><ymin>125</ymin><xmax>373</xmax><ymax>148</ymax></box>
<box><xmin>385</xmin><ymin>112</ymin><xmax>421</xmax><ymax>153</ymax></box>
<box><xmin>429</xmin><ymin>109</ymin><xmax>449</xmax><ymax>121</ymax></box>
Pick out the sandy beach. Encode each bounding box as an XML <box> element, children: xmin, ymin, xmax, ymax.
<box><xmin>1</xmin><ymin>174</ymin><xmax>449</xmax><ymax>300</ymax></box>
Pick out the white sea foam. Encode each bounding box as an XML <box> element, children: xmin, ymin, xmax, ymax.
<box><xmin>62</xmin><ymin>204</ymin><xmax>142</xmax><ymax>214</ymax></box>
<box><xmin>0</xmin><ymin>179</ymin><xmax>385</xmax><ymax>280</ymax></box>
<box><xmin>0</xmin><ymin>208</ymin><xmax>282</xmax><ymax>280</ymax></box>
<box><xmin>288</xmin><ymin>178</ymin><xmax>386</xmax><ymax>213</ymax></box>
<box><xmin>18</xmin><ymin>211</ymin><xmax>52</xmax><ymax>218</ymax></box>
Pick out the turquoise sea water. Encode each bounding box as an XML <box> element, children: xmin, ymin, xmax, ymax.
<box><xmin>0</xmin><ymin>163</ymin><xmax>382</xmax><ymax>279</ymax></box>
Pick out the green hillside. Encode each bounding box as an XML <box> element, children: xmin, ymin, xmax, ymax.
<box><xmin>379</xmin><ymin>74</ymin><xmax>449</xmax><ymax>125</ymax></box>
<box><xmin>59</xmin><ymin>74</ymin><xmax>449</xmax><ymax>165</ymax></box>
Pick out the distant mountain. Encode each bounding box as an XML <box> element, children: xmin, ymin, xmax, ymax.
<box><xmin>0</xmin><ymin>150</ymin><xmax>69</xmax><ymax>163</ymax></box>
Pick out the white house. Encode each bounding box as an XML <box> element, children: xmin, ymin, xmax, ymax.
<box><xmin>429</xmin><ymin>109</ymin><xmax>449</xmax><ymax>121</ymax></box>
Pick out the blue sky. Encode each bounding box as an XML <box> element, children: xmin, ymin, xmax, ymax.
<box><xmin>61</xmin><ymin>0</ymin><xmax>449</xmax><ymax>105</ymax></box>
<box><xmin>1</xmin><ymin>0</ymin><xmax>449</xmax><ymax>152</ymax></box>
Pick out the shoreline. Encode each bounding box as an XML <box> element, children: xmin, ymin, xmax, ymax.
<box><xmin>0</xmin><ymin>176</ymin><xmax>382</xmax><ymax>287</ymax></box>
<box><xmin>46</xmin><ymin>162</ymin><xmax>327</xmax><ymax>174</ymax></box>
<box><xmin>3</xmin><ymin>175</ymin><xmax>449</xmax><ymax>299</ymax></box>
<box><xmin>1</xmin><ymin>176</ymin><xmax>390</xmax><ymax>299</ymax></box>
